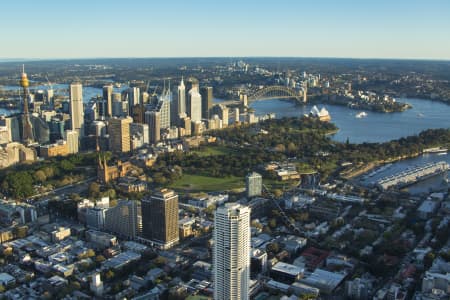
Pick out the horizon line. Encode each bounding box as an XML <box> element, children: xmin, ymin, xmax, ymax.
<box><xmin>1</xmin><ymin>55</ymin><xmax>449</xmax><ymax>63</ymax></box>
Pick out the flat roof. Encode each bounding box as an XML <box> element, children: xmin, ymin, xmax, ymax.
<box><xmin>300</xmin><ymin>269</ymin><xmax>346</xmax><ymax>292</ymax></box>
<box><xmin>271</xmin><ymin>262</ymin><xmax>304</xmax><ymax>276</ymax></box>
<box><xmin>418</xmin><ymin>200</ymin><xmax>438</xmax><ymax>213</ymax></box>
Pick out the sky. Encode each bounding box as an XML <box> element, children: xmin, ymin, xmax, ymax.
<box><xmin>1</xmin><ymin>0</ymin><xmax>449</xmax><ymax>60</ymax></box>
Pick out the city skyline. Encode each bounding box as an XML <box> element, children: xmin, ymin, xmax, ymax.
<box><xmin>1</xmin><ymin>0</ymin><xmax>449</xmax><ymax>60</ymax></box>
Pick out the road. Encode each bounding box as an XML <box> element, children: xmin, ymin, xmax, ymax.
<box><xmin>30</xmin><ymin>176</ymin><xmax>97</xmax><ymax>200</ymax></box>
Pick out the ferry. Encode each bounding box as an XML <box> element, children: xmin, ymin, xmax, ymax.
<box><xmin>423</xmin><ymin>147</ymin><xmax>448</xmax><ymax>154</ymax></box>
<box><xmin>355</xmin><ymin>112</ymin><xmax>367</xmax><ymax>118</ymax></box>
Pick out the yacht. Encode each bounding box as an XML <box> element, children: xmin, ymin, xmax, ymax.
<box><xmin>355</xmin><ymin>112</ymin><xmax>367</xmax><ymax>118</ymax></box>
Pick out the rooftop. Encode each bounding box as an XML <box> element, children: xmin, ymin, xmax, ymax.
<box><xmin>271</xmin><ymin>262</ymin><xmax>304</xmax><ymax>276</ymax></box>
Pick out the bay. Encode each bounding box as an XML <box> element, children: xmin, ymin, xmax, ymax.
<box><xmin>250</xmin><ymin>98</ymin><xmax>450</xmax><ymax>144</ymax></box>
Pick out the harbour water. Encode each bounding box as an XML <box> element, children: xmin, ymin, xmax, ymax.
<box><xmin>248</xmin><ymin>97</ymin><xmax>450</xmax><ymax>193</ymax></box>
<box><xmin>249</xmin><ymin>98</ymin><xmax>450</xmax><ymax>144</ymax></box>
<box><xmin>1</xmin><ymin>84</ymin><xmax>128</xmax><ymax>105</ymax></box>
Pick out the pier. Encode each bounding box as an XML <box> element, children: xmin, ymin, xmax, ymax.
<box><xmin>377</xmin><ymin>161</ymin><xmax>449</xmax><ymax>190</ymax></box>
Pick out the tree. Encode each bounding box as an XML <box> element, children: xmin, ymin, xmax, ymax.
<box><xmin>34</xmin><ymin>170</ymin><xmax>47</xmax><ymax>183</ymax></box>
<box><xmin>274</xmin><ymin>143</ymin><xmax>286</xmax><ymax>152</ymax></box>
<box><xmin>60</xmin><ymin>159</ymin><xmax>75</xmax><ymax>172</ymax></box>
<box><xmin>154</xmin><ymin>256</ymin><xmax>167</xmax><ymax>267</ymax></box>
<box><xmin>2</xmin><ymin>171</ymin><xmax>34</xmax><ymax>198</ymax></box>
<box><xmin>105</xmin><ymin>269</ymin><xmax>115</xmax><ymax>280</ymax></box>
<box><xmin>101</xmin><ymin>189</ymin><xmax>116</xmax><ymax>200</ymax></box>
<box><xmin>88</xmin><ymin>182</ymin><xmax>100</xmax><ymax>198</ymax></box>
<box><xmin>266</xmin><ymin>242</ymin><xmax>280</xmax><ymax>254</ymax></box>
<box><xmin>204</xmin><ymin>204</ymin><xmax>217</xmax><ymax>217</ymax></box>
<box><xmin>3</xmin><ymin>248</ymin><xmax>13</xmax><ymax>256</ymax></box>
<box><xmin>273</xmin><ymin>189</ymin><xmax>283</xmax><ymax>198</ymax></box>
<box><xmin>95</xmin><ymin>255</ymin><xmax>106</xmax><ymax>263</ymax></box>
<box><xmin>42</xmin><ymin>166</ymin><xmax>55</xmax><ymax>178</ymax></box>
<box><xmin>86</xmin><ymin>249</ymin><xmax>96</xmax><ymax>258</ymax></box>
<box><xmin>268</xmin><ymin>218</ymin><xmax>277</xmax><ymax>229</ymax></box>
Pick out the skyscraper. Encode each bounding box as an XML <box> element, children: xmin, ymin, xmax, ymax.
<box><xmin>158</xmin><ymin>87</ymin><xmax>171</xmax><ymax>129</ymax></box>
<box><xmin>102</xmin><ymin>85</ymin><xmax>113</xmax><ymax>118</ymax></box>
<box><xmin>145</xmin><ymin>111</ymin><xmax>160</xmax><ymax>144</ymax></box>
<box><xmin>19</xmin><ymin>66</ymin><xmax>35</xmax><ymax>145</ymax></box>
<box><xmin>108</xmin><ymin>117</ymin><xmax>132</xmax><ymax>152</ymax></box>
<box><xmin>128</xmin><ymin>87</ymin><xmax>140</xmax><ymax>116</ymax></box>
<box><xmin>177</xmin><ymin>77</ymin><xmax>186</xmax><ymax>116</ymax></box>
<box><xmin>188</xmin><ymin>84</ymin><xmax>202</xmax><ymax>122</ymax></box>
<box><xmin>141</xmin><ymin>189</ymin><xmax>179</xmax><ymax>249</ymax></box>
<box><xmin>214</xmin><ymin>203</ymin><xmax>251</xmax><ymax>300</ymax></box>
<box><xmin>104</xmin><ymin>200</ymin><xmax>140</xmax><ymax>240</ymax></box>
<box><xmin>65</xmin><ymin>130</ymin><xmax>79</xmax><ymax>154</ymax></box>
<box><xmin>69</xmin><ymin>83</ymin><xmax>84</xmax><ymax>137</ymax></box>
<box><xmin>246</xmin><ymin>172</ymin><xmax>262</xmax><ymax>198</ymax></box>
<box><xmin>200</xmin><ymin>86</ymin><xmax>213</xmax><ymax>119</ymax></box>
<box><xmin>212</xmin><ymin>104</ymin><xmax>229</xmax><ymax>128</ymax></box>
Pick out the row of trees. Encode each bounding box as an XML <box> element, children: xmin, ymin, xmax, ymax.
<box><xmin>0</xmin><ymin>152</ymin><xmax>99</xmax><ymax>199</ymax></box>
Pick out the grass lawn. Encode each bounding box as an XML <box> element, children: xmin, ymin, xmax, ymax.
<box><xmin>169</xmin><ymin>174</ymin><xmax>244</xmax><ymax>193</ymax></box>
<box><xmin>263</xmin><ymin>178</ymin><xmax>298</xmax><ymax>190</ymax></box>
<box><xmin>189</xmin><ymin>145</ymin><xmax>234</xmax><ymax>157</ymax></box>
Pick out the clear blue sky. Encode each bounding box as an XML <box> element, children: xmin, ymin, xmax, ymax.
<box><xmin>1</xmin><ymin>0</ymin><xmax>449</xmax><ymax>59</ymax></box>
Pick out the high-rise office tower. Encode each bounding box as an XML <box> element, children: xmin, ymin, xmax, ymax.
<box><xmin>0</xmin><ymin>116</ymin><xmax>21</xmax><ymax>142</ymax></box>
<box><xmin>130</xmin><ymin>123</ymin><xmax>149</xmax><ymax>145</ymax></box>
<box><xmin>178</xmin><ymin>114</ymin><xmax>191</xmax><ymax>137</ymax></box>
<box><xmin>302</xmin><ymin>82</ymin><xmax>308</xmax><ymax>103</ymax></box>
<box><xmin>246</xmin><ymin>172</ymin><xmax>262</xmax><ymax>198</ymax></box>
<box><xmin>103</xmin><ymin>85</ymin><xmax>113</xmax><ymax>118</ymax></box>
<box><xmin>188</xmin><ymin>84</ymin><xmax>202</xmax><ymax>122</ymax></box>
<box><xmin>65</xmin><ymin>130</ymin><xmax>79</xmax><ymax>154</ymax></box>
<box><xmin>19</xmin><ymin>66</ymin><xmax>35</xmax><ymax>145</ymax></box>
<box><xmin>69</xmin><ymin>82</ymin><xmax>84</xmax><ymax>137</ymax></box>
<box><xmin>108</xmin><ymin>117</ymin><xmax>132</xmax><ymax>152</ymax></box>
<box><xmin>177</xmin><ymin>77</ymin><xmax>186</xmax><ymax>116</ymax></box>
<box><xmin>200</xmin><ymin>86</ymin><xmax>213</xmax><ymax>119</ymax></box>
<box><xmin>104</xmin><ymin>200</ymin><xmax>140</xmax><ymax>239</ymax></box>
<box><xmin>158</xmin><ymin>87</ymin><xmax>171</xmax><ymax>129</ymax></box>
<box><xmin>141</xmin><ymin>189</ymin><xmax>179</xmax><ymax>249</ymax></box>
<box><xmin>145</xmin><ymin>111</ymin><xmax>160</xmax><ymax>144</ymax></box>
<box><xmin>212</xmin><ymin>104</ymin><xmax>229</xmax><ymax>128</ymax></box>
<box><xmin>45</xmin><ymin>88</ymin><xmax>54</xmax><ymax>105</ymax></box>
<box><xmin>128</xmin><ymin>87</ymin><xmax>140</xmax><ymax>116</ymax></box>
<box><xmin>214</xmin><ymin>203</ymin><xmax>251</xmax><ymax>300</ymax></box>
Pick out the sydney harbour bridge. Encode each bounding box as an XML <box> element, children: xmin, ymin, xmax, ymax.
<box><xmin>219</xmin><ymin>85</ymin><xmax>307</xmax><ymax>106</ymax></box>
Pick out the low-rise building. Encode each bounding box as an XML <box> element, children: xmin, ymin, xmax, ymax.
<box><xmin>39</xmin><ymin>140</ymin><xmax>69</xmax><ymax>158</ymax></box>
<box><xmin>270</xmin><ymin>262</ymin><xmax>304</xmax><ymax>284</ymax></box>
<box><xmin>85</xmin><ymin>230</ymin><xmax>118</xmax><ymax>249</ymax></box>
<box><xmin>0</xmin><ymin>272</ymin><xmax>16</xmax><ymax>286</ymax></box>
<box><xmin>299</xmin><ymin>269</ymin><xmax>346</xmax><ymax>295</ymax></box>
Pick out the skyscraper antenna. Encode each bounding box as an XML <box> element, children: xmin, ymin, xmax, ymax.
<box><xmin>22</xmin><ymin>64</ymin><xmax>25</xmax><ymax>74</ymax></box>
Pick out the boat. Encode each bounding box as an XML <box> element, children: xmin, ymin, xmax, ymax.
<box><xmin>355</xmin><ymin>112</ymin><xmax>367</xmax><ymax>118</ymax></box>
<box><xmin>417</xmin><ymin>113</ymin><xmax>424</xmax><ymax>118</ymax></box>
<box><xmin>423</xmin><ymin>147</ymin><xmax>448</xmax><ymax>154</ymax></box>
